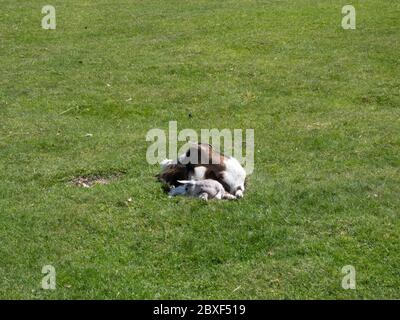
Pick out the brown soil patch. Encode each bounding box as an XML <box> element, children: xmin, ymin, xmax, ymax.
<box><xmin>69</xmin><ymin>173</ymin><xmax>121</xmax><ymax>188</ymax></box>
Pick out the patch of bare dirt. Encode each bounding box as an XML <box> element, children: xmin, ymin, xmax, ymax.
<box><xmin>69</xmin><ymin>173</ymin><xmax>121</xmax><ymax>188</ymax></box>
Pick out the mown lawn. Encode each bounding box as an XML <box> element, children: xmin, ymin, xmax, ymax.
<box><xmin>0</xmin><ymin>0</ymin><xmax>399</xmax><ymax>299</ymax></box>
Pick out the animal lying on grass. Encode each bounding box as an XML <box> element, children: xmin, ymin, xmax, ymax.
<box><xmin>157</xmin><ymin>143</ymin><xmax>247</xmax><ymax>199</ymax></box>
<box><xmin>168</xmin><ymin>179</ymin><xmax>237</xmax><ymax>201</ymax></box>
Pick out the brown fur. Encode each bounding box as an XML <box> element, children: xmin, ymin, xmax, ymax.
<box><xmin>157</xmin><ymin>143</ymin><xmax>231</xmax><ymax>191</ymax></box>
<box><xmin>156</xmin><ymin>163</ymin><xmax>189</xmax><ymax>187</ymax></box>
<box><xmin>186</xmin><ymin>143</ymin><xmax>228</xmax><ymax>166</ymax></box>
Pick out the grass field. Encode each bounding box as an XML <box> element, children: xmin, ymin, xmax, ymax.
<box><xmin>0</xmin><ymin>0</ymin><xmax>399</xmax><ymax>299</ymax></box>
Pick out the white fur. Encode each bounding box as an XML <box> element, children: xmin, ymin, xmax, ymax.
<box><xmin>190</xmin><ymin>166</ymin><xmax>207</xmax><ymax>180</ymax></box>
<box><xmin>222</xmin><ymin>157</ymin><xmax>246</xmax><ymax>198</ymax></box>
<box><xmin>160</xmin><ymin>159</ymin><xmax>174</xmax><ymax>170</ymax></box>
<box><xmin>171</xmin><ymin>179</ymin><xmax>236</xmax><ymax>201</ymax></box>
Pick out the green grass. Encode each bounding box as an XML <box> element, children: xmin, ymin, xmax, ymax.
<box><xmin>0</xmin><ymin>0</ymin><xmax>399</xmax><ymax>299</ymax></box>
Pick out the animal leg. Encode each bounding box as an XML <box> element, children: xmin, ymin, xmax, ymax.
<box><xmin>223</xmin><ymin>193</ymin><xmax>237</xmax><ymax>200</ymax></box>
<box><xmin>214</xmin><ymin>191</ymin><xmax>223</xmax><ymax>200</ymax></box>
<box><xmin>199</xmin><ymin>192</ymin><xmax>209</xmax><ymax>201</ymax></box>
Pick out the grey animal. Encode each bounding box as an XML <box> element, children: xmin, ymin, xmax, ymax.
<box><xmin>168</xmin><ymin>179</ymin><xmax>237</xmax><ymax>201</ymax></box>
